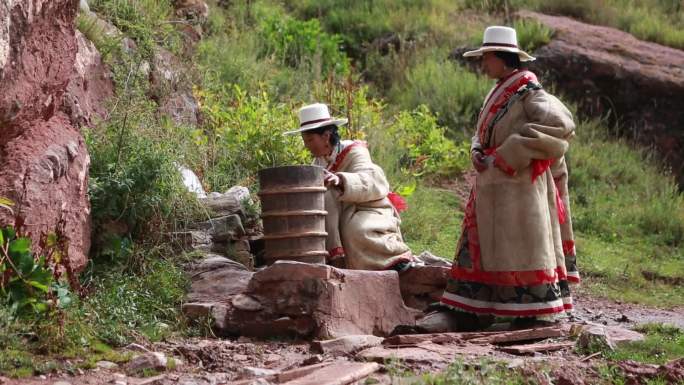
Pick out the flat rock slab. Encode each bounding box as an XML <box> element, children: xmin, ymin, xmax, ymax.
<box><xmin>221</xmin><ymin>261</ymin><xmax>419</xmax><ymax>339</ymax></box>
<box><xmin>283</xmin><ymin>362</ymin><xmax>380</xmax><ymax>385</ymax></box>
<box><xmin>358</xmin><ymin>341</ymin><xmax>496</xmax><ymax>364</ymax></box>
<box><xmin>311</xmin><ymin>335</ymin><xmax>384</xmax><ymax>355</ymax></box>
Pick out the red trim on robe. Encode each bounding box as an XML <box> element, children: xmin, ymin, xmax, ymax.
<box><xmin>328</xmin><ymin>247</ymin><xmax>345</xmax><ymax>259</ymax></box>
<box><xmin>531</xmin><ymin>159</ymin><xmax>553</xmax><ymax>182</ymax></box>
<box><xmin>484</xmin><ymin>148</ymin><xmax>516</xmax><ymax>176</ymax></box>
<box><xmin>328</xmin><ymin>141</ymin><xmax>367</xmax><ymax>173</ymax></box>
<box><xmin>441</xmin><ymin>296</ymin><xmax>572</xmax><ymax>317</ymax></box>
<box><xmin>451</xmin><ymin>265</ymin><xmax>569</xmax><ymax>287</ymax></box>
<box><xmin>478</xmin><ymin>71</ymin><xmax>539</xmax><ymax>145</ymax></box>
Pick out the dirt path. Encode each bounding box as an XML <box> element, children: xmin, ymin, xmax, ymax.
<box><xmin>573</xmin><ymin>286</ymin><xmax>684</xmax><ymax>329</ymax></box>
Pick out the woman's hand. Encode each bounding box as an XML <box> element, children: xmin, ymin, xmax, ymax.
<box><xmin>472</xmin><ymin>150</ymin><xmax>490</xmax><ymax>173</ymax></box>
<box><xmin>324</xmin><ymin>169</ymin><xmax>342</xmax><ymax>187</ymax></box>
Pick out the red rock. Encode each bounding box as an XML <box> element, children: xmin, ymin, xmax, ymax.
<box><xmin>225</xmin><ymin>261</ymin><xmax>419</xmax><ymax>339</ymax></box>
<box><xmin>399</xmin><ymin>265</ymin><xmax>450</xmax><ymax>310</ymax></box>
<box><xmin>0</xmin><ymin>0</ymin><xmax>90</xmax><ymax>271</ymax></box>
<box><xmin>62</xmin><ymin>30</ymin><xmax>114</xmax><ymax>128</ymax></box>
<box><xmin>311</xmin><ymin>335</ymin><xmax>384</xmax><ymax>356</ymax></box>
<box><xmin>517</xmin><ymin>11</ymin><xmax>684</xmax><ymax>185</ymax></box>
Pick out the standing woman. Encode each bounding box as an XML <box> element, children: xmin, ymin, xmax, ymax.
<box><xmin>423</xmin><ymin>26</ymin><xmax>579</xmax><ymax>331</ymax></box>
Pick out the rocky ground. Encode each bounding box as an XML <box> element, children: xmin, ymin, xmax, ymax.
<box><xmin>1</xmin><ymin>286</ymin><xmax>682</xmax><ymax>385</ymax></box>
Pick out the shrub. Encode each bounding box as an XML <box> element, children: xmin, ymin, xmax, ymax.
<box><xmin>390</xmin><ymin>55</ymin><xmax>491</xmax><ymax>135</ymax></box>
<box><xmin>259</xmin><ymin>15</ymin><xmax>350</xmax><ymax>76</ymax></box>
<box><xmin>387</xmin><ymin>105</ymin><xmax>471</xmax><ymax>178</ymax></box>
<box><xmin>88</xmin><ymin>0</ymin><xmax>182</xmax><ymax>56</ymax></box>
<box><xmin>195</xmin><ymin>84</ymin><xmax>310</xmax><ymax>191</ymax></box>
<box><xmin>513</xmin><ymin>18</ymin><xmax>554</xmax><ymax>53</ymax></box>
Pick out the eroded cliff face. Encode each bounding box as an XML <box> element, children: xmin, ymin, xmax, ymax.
<box><xmin>0</xmin><ymin>0</ymin><xmax>91</xmax><ymax>271</ymax></box>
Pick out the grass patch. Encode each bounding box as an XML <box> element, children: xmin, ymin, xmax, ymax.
<box><xmin>569</xmin><ymin>119</ymin><xmax>684</xmax><ymax>306</ymax></box>
<box><xmin>400</xmin><ymin>187</ymin><xmax>463</xmax><ymax>259</ymax></box>
<box><xmin>517</xmin><ymin>0</ymin><xmax>684</xmax><ymax>49</ymax></box>
<box><xmin>606</xmin><ymin>323</ymin><xmax>684</xmax><ymax>364</ymax></box>
<box><xmin>399</xmin><ymin>359</ymin><xmax>545</xmax><ymax>384</ymax></box>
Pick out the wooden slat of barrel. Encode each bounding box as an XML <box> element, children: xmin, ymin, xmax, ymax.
<box><xmin>258</xmin><ymin>165</ymin><xmax>328</xmax><ymax>264</ymax></box>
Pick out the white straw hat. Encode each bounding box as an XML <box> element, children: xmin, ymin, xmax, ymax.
<box><xmin>284</xmin><ymin>103</ymin><xmax>348</xmax><ymax>135</ymax></box>
<box><xmin>463</xmin><ymin>26</ymin><xmax>536</xmax><ymax>62</ymax></box>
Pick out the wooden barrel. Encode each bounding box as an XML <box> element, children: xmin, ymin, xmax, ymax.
<box><xmin>258</xmin><ymin>165</ymin><xmax>328</xmax><ymax>264</ymax></box>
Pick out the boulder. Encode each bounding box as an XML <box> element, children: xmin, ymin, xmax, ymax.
<box><xmin>62</xmin><ymin>30</ymin><xmax>114</xmax><ymax>128</ymax></box>
<box><xmin>218</xmin><ymin>261</ymin><xmax>419</xmax><ymax>339</ymax></box>
<box><xmin>0</xmin><ymin>0</ymin><xmax>91</xmax><ymax>271</ymax></box>
<box><xmin>575</xmin><ymin>323</ymin><xmax>644</xmax><ymax>351</ymax></box>
<box><xmin>126</xmin><ymin>352</ymin><xmax>168</xmax><ymax>374</ymax></box>
<box><xmin>185</xmin><ymin>255</ymin><xmax>253</xmax><ymax>303</ymax></box>
<box><xmin>399</xmin><ymin>265</ymin><xmax>450</xmax><ymax>310</ymax></box>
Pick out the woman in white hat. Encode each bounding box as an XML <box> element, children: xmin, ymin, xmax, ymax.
<box><xmin>286</xmin><ymin>103</ymin><xmax>413</xmax><ymax>271</ymax></box>
<box><xmin>421</xmin><ymin>26</ymin><xmax>579</xmax><ymax>331</ymax></box>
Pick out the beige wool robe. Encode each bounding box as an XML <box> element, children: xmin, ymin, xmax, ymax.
<box><xmin>315</xmin><ymin>141</ymin><xmax>412</xmax><ymax>270</ymax></box>
<box><xmin>441</xmin><ymin>72</ymin><xmax>580</xmax><ymax>317</ymax></box>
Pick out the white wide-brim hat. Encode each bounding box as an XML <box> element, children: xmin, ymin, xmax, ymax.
<box><xmin>284</xmin><ymin>103</ymin><xmax>348</xmax><ymax>135</ymax></box>
<box><xmin>463</xmin><ymin>26</ymin><xmax>536</xmax><ymax>62</ymax></box>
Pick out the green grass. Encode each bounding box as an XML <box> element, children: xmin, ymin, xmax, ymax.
<box><xmin>394</xmin><ymin>359</ymin><xmax>546</xmax><ymax>384</ymax></box>
<box><xmin>569</xmin><ymin>119</ymin><xmax>684</xmax><ymax>306</ymax></box>
<box><xmin>400</xmin><ymin>187</ymin><xmax>463</xmax><ymax>259</ymax></box>
<box><xmin>607</xmin><ymin>323</ymin><xmax>684</xmax><ymax>364</ymax></box>
<box><xmin>516</xmin><ymin>0</ymin><xmax>684</xmax><ymax>49</ymax></box>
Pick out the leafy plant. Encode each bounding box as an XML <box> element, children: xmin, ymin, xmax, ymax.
<box><xmin>514</xmin><ymin>18</ymin><xmax>554</xmax><ymax>53</ymax></box>
<box><xmin>388</xmin><ymin>105</ymin><xmax>471</xmax><ymax>178</ymax></box>
<box><xmin>259</xmin><ymin>14</ymin><xmax>350</xmax><ymax>76</ymax></box>
<box><xmin>0</xmin><ymin>202</ymin><xmax>73</xmax><ymax>318</ymax></box>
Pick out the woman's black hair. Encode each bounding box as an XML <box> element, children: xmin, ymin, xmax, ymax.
<box><xmin>305</xmin><ymin>124</ymin><xmax>340</xmax><ymax>146</ymax></box>
<box><xmin>494</xmin><ymin>51</ymin><xmax>523</xmax><ymax>69</ymax></box>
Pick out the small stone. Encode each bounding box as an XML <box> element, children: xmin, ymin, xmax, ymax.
<box><xmin>234</xmin><ymin>354</ymin><xmax>249</xmax><ymax>361</ymax></box>
<box><xmin>232</xmin><ymin>294</ymin><xmax>263</xmax><ymax>311</ymax></box>
<box><xmin>124</xmin><ymin>343</ymin><xmax>151</xmax><ymax>353</ymax></box>
<box><xmin>616</xmin><ymin>314</ymin><xmax>630</xmax><ymax>323</ymax></box>
<box><xmin>311</xmin><ymin>335</ymin><xmax>384</xmax><ymax>356</ymax></box>
<box><xmin>113</xmin><ymin>381</ymin><xmax>127</xmax><ymax>385</ymax></box>
<box><xmin>242</xmin><ymin>367</ymin><xmax>278</xmax><ymax>377</ymax></box>
<box><xmin>39</xmin><ymin>375</ymin><xmax>47</xmax><ymax>380</ymax></box>
<box><xmin>301</xmin><ymin>355</ymin><xmax>324</xmax><ymax>365</ymax></box>
<box><xmin>53</xmin><ymin>382</ymin><xmax>72</xmax><ymax>385</ymax></box>
<box><xmin>263</xmin><ymin>353</ymin><xmax>281</xmax><ymax>365</ymax></box>
<box><xmin>96</xmin><ymin>360</ymin><xmax>119</xmax><ymax>369</ymax></box>
<box><xmin>126</xmin><ymin>352</ymin><xmax>168</xmax><ymax>374</ymax></box>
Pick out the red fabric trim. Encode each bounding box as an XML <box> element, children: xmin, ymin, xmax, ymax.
<box><xmin>567</xmin><ymin>276</ymin><xmax>581</xmax><ymax>284</ymax></box>
<box><xmin>478</xmin><ymin>71</ymin><xmax>538</xmax><ymax>145</ymax></box>
<box><xmin>484</xmin><ymin>148</ymin><xmax>516</xmax><ymax>176</ymax></box>
<box><xmin>531</xmin><ymin>159</ymin><xmax>552</xmax><ymax>182</ymax></box>
<box><xmin>328</xmin><ymin>141</ymin><xmax>367</xmax><ymax>172</ymax></box>
<box><xmin>451</xmin><ymin>265</ymin><xmax>569</xmax><ymax>286</ymax></box>
<box><xmin>562</xmin><ymin>240</ymin><xmax>575</xmax><ymax>256</ymax></box>
<box><xmin>328</xmin><ymin>247</ymin><xmax>345</xmax><ymax>259</ymax></box>
<box><xmin>556</xmin><ymin>185</ymin><xmax>567</xmax><ymax>225</ymax></box>
<box><xmin>387</xmin><ymin>192</ymin><xmax>408</xmax><ymax>213</ymax></box>
<box><xmin>440</xmin><ymin>297</ymin><xmax>569</xmax><ymax>317</ymax></box>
